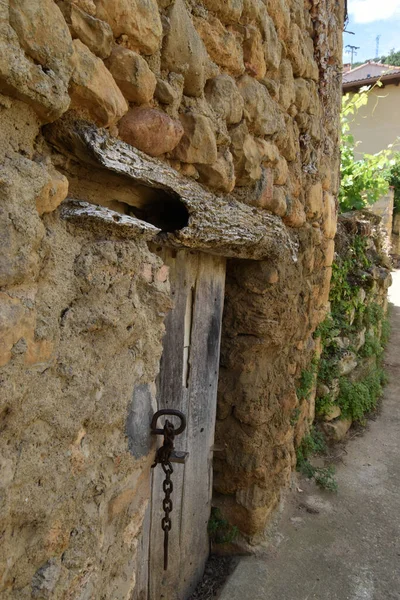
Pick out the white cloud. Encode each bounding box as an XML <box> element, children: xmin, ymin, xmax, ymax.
<box><xmin>349</xmin><ymin>0</ymin><xmax>400</xmax><ymax>23</ymax></box>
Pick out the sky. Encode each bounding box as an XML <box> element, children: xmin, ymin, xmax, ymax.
<box><xmin>344</xmin><ymin>0</ymin><xmax>400</xmax><ymax>64</ymax></box>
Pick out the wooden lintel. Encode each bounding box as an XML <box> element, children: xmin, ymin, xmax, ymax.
<box><xmin>46</xmin><ymin>117</ymin><xmax>298</xmax><ymax>262</ymax></box>
<box><xmin>60</xmin><ymin>199</ymin><xmax>161</xmax><ymax>240</ymax></box>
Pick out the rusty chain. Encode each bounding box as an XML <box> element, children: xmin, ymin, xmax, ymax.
<box><xmin>151</xmin><ymin>419</ymin><xmax>175</xmax><ymax>570</ymax></box>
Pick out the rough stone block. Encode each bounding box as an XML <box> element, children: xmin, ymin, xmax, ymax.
<box><xmin>322</xmin><ymin>192</ymin><xmax>338</xmax><ymax>239</ymax></box>
<box><xmin>323</xmin><ymin>239</ymin><xmax>335</xmax><ymax>267</ymax></box>
<box><xmin>172</xmin><ymin>113</ymin><xmax>217</xmax><ymax>165</ymax></box>
<box><xmin>243</xmin><ymin>25</ymin><xmax>266</xmax><ymax>79</ymax></box>
<box><xmin>118</xmin><ymin>107</ymin><xmax>184</xmax><ymax>156</ymax></box>
<box><xmin>241</xmin><ymin>0</ymin><xmax>264</xmax><ymax>24</ymax></box>
<box><xmin>349</xmin><ymin>356</ymin><xmax>377</xmax><ymax>383</ymax></box>
<box><xmin>74</xmin><ymin>0</ymin><xmax>96</xmax><ymax>15</ymax></box>
<box><xmin>155</xmin><ymin>79</ymin><xmax>178</xmax><ymax>105</ymax></box>
<box><xmin>257</xmin><ymin>141</ymin><xmax>280</xmax><ymax>165</ymax></box>
<box><xmin>95</xmin><ymin>0</ymin><xmax>162</xmax><ymax>55</ymax></box>
<box><xmin>205</xmin><ymin>74</ymin><xmax>244</xmax><ymax>125</ymax></box>
<box><xmin>162</xmin><ymin>0</ymin><xmax>208</xmax><ymax>97</ymax></box>
<box><xmin>238</xmin><ymin>74</ymin><xmax>284</xmax><ymax>136</ymax></box>
<box><xmin>279</xmin><ymin>59</ymin><xmax>295</xmax><ymax>110</ymax></box>
<box><xmin>244</xmin><ymin>165</ymin><xmax>273</xmax><ymax>210</ymax></box>
<box><xmin>25</xmin><ymin>339</ymin><xmax>54</xmax><ymax>367</ymax></box>
<box><xmin>105</xmin><ymin>46</ymin><xmax>157</xmax><ymax>104</ymax></box>
<box><xmin>323</xmin><ymin>418</ymin><xmax>352</xmax><ymax>442</ymax></box>
<box><xmin>202</xmin><ymin>0</ymin><xmax>243</xmax><ymax>23</ymax></box>
<box><xmin>108</xmin><ymin>488</ymin><xmax>136</xmax><ymax>520</ymax></box>
<box><xmin>273</xmin><ymin>156</ymin><xmax>289</xmax><ymax>185</ymax></box>
<box><xmin>197</xmin><ymin>149</ymin><xmax>236</xmax><ymax>193</ymax></box>
<box><xmin>156</xmin><ymin>265</ymin><xmax>169</xmax><ymax>283</ymax></box>
<box><xmin>275</xmin><ymin>117</ymin><xmax>300</xmax><ymax>162</ymax></box>
<box><xmin>0</xmin><ymin>2</ymin><xmax>73</xmax><ymax>122</ymax></box>
<box><xmin>60</xmin><ymin>2</ymin><xmax>114</xmax><ymax>58</ymax></box>
<box><xmin>262</xmin><ymin>15</ymin><xmax>282</xmax><ymax>72</ymax></box>
<box><xmin>9</xmin><ymin>0</ymin><xmax>74</xmax><ymax>78</ymax></box>
<box><xmin>317</xmin><ymin>266</ymin><xmax>333</xmax><ymax>307</ymax></box>
<box><xmin>306</xmin><ymin>182</ymin><xmax>323</xmax><ymax>220</ymax></box>
<box><xmin>294</xmin><ymin>78</ymin><xmax>310</xmax><ymax>112</ymax></box>
<box><xmin>230</xmin><ymin>121</ymin><xmax>262</xmax><ymax>186</ymax></box>
<box><xmin>69</xmin><ymin>39</ymin><xmax>128</xmax><ymax>126</ymax></box>
<box><xmin>35</xmin><ymin>167</ymin><xmax>69</xmax><ymax>215</ymax></box>
<box><xmin>323</xmin><ymin>405</ymin><xmax>342</xmax><ymax>421</ymax></box>
<box><xmin>270</xmin><ymin>186</ymin><xmax>288</xmax><ymax>217</ymax></box>
<box><xmin>286</xmin><ymin>23</ymin><xmax>306</xmax><ymax>77</ymax></box>
<box><xmin>268</xmin><ymin>0</ymin><xmax>291</xmax><ymax>39</ymax></box>
<box><xmin>194</xmin><ymin>15</ymin><xmax>245</xmax><ymax>76</ymax></box>
<box><xmin>338</xmin><ymin>352</ymin><xmax>358</xmax><ymax>375</ymax></box>
<box><xmin>283</xmin><ymin>197</ymin><xmax>306</xmax><ymax>228</ymax></box>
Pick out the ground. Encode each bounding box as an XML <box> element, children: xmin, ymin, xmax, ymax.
<box><xmin>218</xmin><ymin>270</ymin><xmax>400</xmax><ymax>600</ymax></box>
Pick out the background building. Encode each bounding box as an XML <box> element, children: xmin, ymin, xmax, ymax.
<box><xmin>343</xmin><ymin>61</ymin><xmax>400</xmax><ymax>157</ymax></box>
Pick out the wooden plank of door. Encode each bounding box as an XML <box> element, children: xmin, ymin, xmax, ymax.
<box><xmin>177</xmin><ymin>253</ymin><xmax>225</xmax><ymax>598</ymax></box>
<box><xmin>149</xmin><ymin>249</ymin><xmax>199</xmax><ymax>600</ymax></box>
<box><xmin>148</xmin><ymin>250</ymin><xmax>225</xmax><ymax>600</ymax></box>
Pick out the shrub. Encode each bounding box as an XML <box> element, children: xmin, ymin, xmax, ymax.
<box><xmin>340</xmin><ymin>88</ymin><xmax>392</xmax><ymax>212</ymax></box>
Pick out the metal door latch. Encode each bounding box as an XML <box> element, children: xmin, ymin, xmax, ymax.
<box><xmin>150</xmin><ymin>409</ymin><xmax>188</xmax><ymax>570</ymax></box>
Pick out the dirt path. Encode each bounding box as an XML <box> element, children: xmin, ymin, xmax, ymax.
<box><xmin>219</xmin><ymin>270</ymin><xmax>400</xmax><ymax>600</ymax></box>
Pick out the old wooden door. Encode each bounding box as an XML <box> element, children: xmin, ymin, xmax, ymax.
<box><xmin>143</xmin><ymin>249</ymin><xmax>225</xmax><ymax>600</ymax></box>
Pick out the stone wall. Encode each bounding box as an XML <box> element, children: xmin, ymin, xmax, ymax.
<box><xmin>0</xmin><ymin>0</ymin><xmax>343</xmax><ymax>595</ymax></box>
<box><xmin>213</xmin><ymin>0</ymin><xmax>344</xmax><ymax>539</ymax></box>
<box><xmin>314</xmin><ymin>212</ymin><xmax>391</xmax><ymax>440</ymax></box>
<box><xmin>368</xmin><ymin>189</ymin><xmax>394</xmax><ymax>248</ymax></box>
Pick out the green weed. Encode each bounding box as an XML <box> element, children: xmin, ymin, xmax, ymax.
<box><xmin>296</xmin><ymin>428</ymin><xmax>338</xmax><ymax>492</ymax></box>
<box><xmin>337</xmin><ymin>367</ymin><xmax>386</xmax><ymax>422</ymax></box>
<box><xmin>290</xmin><ymin>407</ymin><xmax>301</xmax><ymax>426</ymax></box>
<box><xmin>359</xmin><ymin>332</ymin><xmax>383</xmax><ymax>358</ymax></box>
<box><xmin>208</xmin><ymin>508</ymin><xmax>239</xmax><ymax>544</ymax></box>
<box><xmin>314</xmin><ymin>465</ymin><xmax>338</xmax><ymax>492</ymax></box>
<box><xmin>315</xmin><ymin>394</ymin><xmax>335</xmax><ymax>417</ymax></box>
<box><xmin>296</xmin><ymin>356</ymin><xmax>319</xmax><ymax>401</ymax></box>
<box><xmin>364</xmin><ymin>302</ymin><xmax>384</xmax><ymax>328</ymax></box>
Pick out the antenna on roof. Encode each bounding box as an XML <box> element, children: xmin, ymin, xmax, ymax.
<box><xmin>346</xmin><ymin>44</ymin><xmax>360</xmax><ymax>68</ymax></box>
<box><xmin>375</xmin><ymin>35</ymin><xmax>381</xmax><ymax>59</ymax></box>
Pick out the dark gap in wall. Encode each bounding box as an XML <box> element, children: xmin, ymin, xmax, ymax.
<box><xmin>58</xmin><ymin>160</ymin><xmax>190</xmax><ymax>233</ymax></box>
<box><xmin>127</xmin><ymin>188</ymin><xmax>189</xmax><ymax>233</ymax></box>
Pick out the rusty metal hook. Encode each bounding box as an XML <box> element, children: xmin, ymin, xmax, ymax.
<box><xmin>150</xmin><ymin>409</ymin><xmax>186</xmax><ymax>436</ymax></box>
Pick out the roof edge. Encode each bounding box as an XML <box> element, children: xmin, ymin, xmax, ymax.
<box><xmin>342</xmin><ymin>71</ymin><xmax>400</xmax><ymax>92</ymax></box>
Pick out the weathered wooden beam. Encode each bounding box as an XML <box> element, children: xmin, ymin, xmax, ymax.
<box><xmin>46</xmin><ymin>118</ymin><xmax>298</xmax><ymax>262</ymax></box>
<box><xmin>60</xmin><ymin>199</ymin><xmax>161</xmax><ymax>240</ymax></box>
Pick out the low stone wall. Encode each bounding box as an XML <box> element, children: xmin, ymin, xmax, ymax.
<box><xmin>392</xmin><ymin>213</ymin><xmax>400</xmax><ymax>260</ymax></box>
<box><xmin>313</xmin><ymin>212</ymin><xmax>392</xmax><ymax>441</ymax></box>
<box><xmin>368</xmin><ymin>189</ymin><xmax>394</xmax><ymax>249</ymax></box>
